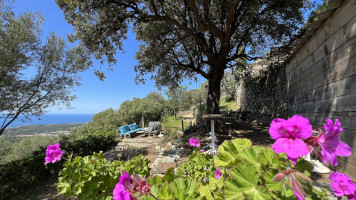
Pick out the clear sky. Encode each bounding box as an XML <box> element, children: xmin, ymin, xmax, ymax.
<box><xmin>12</xmin><ymin>0</ymin><xmax>202</xmax><ymax>114</ymax></box>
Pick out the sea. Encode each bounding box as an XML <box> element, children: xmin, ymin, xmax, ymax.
<box><xmin>5</xmin><ymin>114</ymin><xmax>94</xmax><ymax>128</ymax></box>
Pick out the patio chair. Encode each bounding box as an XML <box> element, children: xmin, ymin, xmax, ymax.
<box><xmin>145</xmin><ymin>121</ymin><xmax>161</xmax><ymax>136</ymax></box>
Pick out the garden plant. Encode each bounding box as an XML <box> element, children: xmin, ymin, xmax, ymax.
<box><xmin>46</xmin><ymin>115</ymin><xmax>355</xmax><ymax>199</ymax></box>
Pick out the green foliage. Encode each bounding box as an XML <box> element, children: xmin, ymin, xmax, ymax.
<box><xmin>214</xmin><ymin>139</ymin><xmax>328</xmax><ymax>200</ymax></box>
<box><xmin>0</xmin><ymin>135</ymin><xmax>59</xmax><ymax>164</ymax></box>
<box><xmin>214</xmin><ymin>138</ymin><xmax>252</xmax><ymax>167</ymax></box>
<box><xmin>142</xmin><ymin>138</ymin><xmax>327</xmax><ymax>200</ymax></box>
<box><xmin>0</xmin><ymin>130</ymin><xmax>118</xmax><ymax>198</ymax></box>
<box><xmin>219</xmin><ymin>97</ymin><xmax>238</xmax><ymax>112</ymax></box>
<box><xmin>73</xmin><ymin>91</ymin><xmax>167</xmax><ymax>134</ymax></box>
<box><xmin>0</xmin><ymin>152</ymin><xmax>57</xmax><ymax>199</ymax></box>
<box><xmin>302</xmin><ymin>0</ymin><xmax>328</xmax><ymax>33</ymax></box>
<box><xmin>72</xmin><ymin>108</ymin><xmax>120</xmax><ymax>134</ymax></box>
<box><xmin>165</xmin><ymin>86</ymin><xmax>188</xmax><ymax>117</ymax></box>
<box><xmin>0</xmin><ymin>3</ymin><xmax>91</xmax><ymax>135</ymax></box>
<box><xmin>145</xmin><ymin>176</ymin><xmax>200</xmax><ymax>200</ymax></box>
<box><xmin>176</xmin><ymin>149</ymin><xmax>215</xmax><ymax>183</ymax></box>
<box><xmin>59</xmin><ymin>131</ymin><xmax>118</xmax><ymax>157</ymax></box>
<box><xmin>58</xmin><ymin>152</ymin><xmax>150</xmax><ymax>199</ymax></box>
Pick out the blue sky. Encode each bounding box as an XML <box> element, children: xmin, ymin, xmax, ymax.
<box><xmin>13</xmin><ymin>0</ymin><xmax>202</xmax><ymax>114</ymax></box>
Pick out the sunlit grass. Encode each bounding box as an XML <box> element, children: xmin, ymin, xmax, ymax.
<box><xmin>220</xmin><ymin>97</ymin><xmax>238</xmax><ymax>111</ymax></box>
<box><xmin>161</xmin><ymin>115</ymin><xmax>191</xmax><ymax>132</ymax></box>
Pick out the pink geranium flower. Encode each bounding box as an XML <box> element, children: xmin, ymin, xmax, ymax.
<box><xmin>113</xmin><ymin>183</ymin><xmax>131</xmax><ymax>200</ymax></box>
<box><xmin>329</xmin><ymin>172</ymin><xmax>356</xmax><ymax>197</ymax></box>
<box><xmin>215</xmin><ymin>169</ymin><xmax>222</xmax><ymax>180</ymax></box>
<box><xmin>44</xmin><ymin>143</ymin><xmax>63</xmax><ymax>165</ymax></box>
<box><xmin>189</xmin><ymin>138</ymin><xmax>200</xmax><ymax>147</ymax></box>
<box><xmin>113</xmin><ymin>171</ymin><xmax>131</xmax><ymax>200</ymax></box>
<box><xmin>269</xmin><ymin>115</ymin><xmax>312</xmax><ymax>165</ymax></box>
<box><xmin>113</xmin><ymin>171</ymin><xmax>151</xmax><ymax>200</ymax></box>
<box><xmin>317</xmin><ymin>119</ymin><xmax>352</xmax><ymax>166</ymax></box>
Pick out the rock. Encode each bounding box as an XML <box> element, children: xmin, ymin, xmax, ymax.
<box><xmin>156</xmin><ymin>162</ymin><xmax>176</xmax><ymax>174</ymax></box>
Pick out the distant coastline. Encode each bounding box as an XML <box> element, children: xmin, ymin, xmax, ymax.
<box><xmin>3</xmin><ymin>123</ymin><xmax>88</xmax><ymax>137</ymax></box>
<box><xmin>5</xmin><ymin>114</ymin><xmax>94</xmax><ymax>128</ymax></box>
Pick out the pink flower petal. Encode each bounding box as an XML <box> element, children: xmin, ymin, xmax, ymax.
<box><xmin>215</xmin><ymin>169</ymin><xmax>222</xmax><ymax>180</ymax></box>
<box><xmin>272</xmin><ymin>138</ymin><xmax>291</xmax><ymax>154</ymax></box>
<box><xmin>335</xmin><ymin>141</ymin><xmax>352</xmax><ymax>157</ymax></box>
<box><xmin>269</xmin><ymin>118</ymin><xmax>287</xmax><ymax>140</ymax></box>
<box><xmin>120</xmin><ymin>171</ymin><xmax>131</xmax><ymax>187</ymax></box>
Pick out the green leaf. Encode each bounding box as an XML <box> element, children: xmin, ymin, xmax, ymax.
<box><xmin>209</xmin><ymin>173</ymin><xmax>224</xmax><ymax>190</ymax></box>
<box><xmin>294</xmin><ymin>159</ymin><xmax>313</xmax><ymax>174</ymax></box>
<box><xmin>214</xmin><ymin>138</ymin><xmax>252</xmax><ymax>168</ymax></box>
<box><xmin>163</xmin><ymin>167</ymin><xmax>175</xmax><ymax>183</ymax></box>
<box><xmin>169</xmin><ymin>178</ymin><xmax>198</xmax><ymax>200</ymax></box>
<box><xmin>229</xmin><ymin>163</ymin><xmax>259</xmax><ymax>189</ymax></box>
<box><xmin>157</xmin><ymin>184</ymin><xmax>172</xmax><ymax>200</ymax></box>
<box><xmin>244</xmin><ymin>186</ymin><xmax>270</xmax><ymax>200</ymax></box>
<box><xmin>225</xmin><ymin>163</ymin><xmax>270</xmax><ymax>200</ymax></box>
<box><xmin>198</xmin><ymin>184</ymin><xmax>212</xmax><ymax>199</ymax></box>
<box><xmin>148</xmin><ymin>175</ymin><xmax>163</xmax><ymax>185</ymax></box>
<box><xmin>239</xmin><ymin>146</ymin><xmax>263</xmax><ymax>169</ymax></box>
<box><xmin>224</xmin><ymin>178</ymin><xmax>244</xmax><ymax>200</ymax></box>
<box><xmin>73</xmin><ymin>183</ymin><xmax>84</xmax><ymax>195</ymax></box>
<box><xmin>259</xmin><ymin>148</ymin><xmax>276</xmax><ymax>165</ymax></box>
<box><xmin>57</xmin><ymin>181</ymin><xmax>71</xmax><ymax>197</ymax></box>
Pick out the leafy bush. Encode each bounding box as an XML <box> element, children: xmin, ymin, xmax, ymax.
<box><xmin>141</xmin><ymin>138</ymin><xmax>327</xmax><ymax>200</ymax></box>
<box><xmin>0</xmin><ymin>131</ymin><xmax>119</xmax><ymax>198</ymax></box>
<box><xmin>214</xmin><ymin>138</ymin><xmax>327</xmax><ymax>200</ymax></box>
<box><xmin>59</xmin><ymin>131</ymin><xmax>118</xmax><ymax>157</ymax></box>
<box><xmin>0</xmin><ymin>152</ymin><xmax>60</xmax><ymax>198</ymax></box>
<box><xmin>0</xmin><ymin>135</ymin><xmax>59</xmax><ymax>164</ymax></box>
<box><xmin>58</xmin><ymin>153</ymin><xmax>150</xmax><ymax>199</ymax></box>
<box><xmin>176</xmin><ymin>149</ymin><xmax>215</xmax><ymax>183</ymax></box>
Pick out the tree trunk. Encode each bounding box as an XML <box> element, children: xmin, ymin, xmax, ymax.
<box><xmin>206</xmin><ymin>65</ymin><xmax>225</xmax><ymax>114</ymax></box>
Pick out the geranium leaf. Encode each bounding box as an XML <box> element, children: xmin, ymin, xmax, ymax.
<box><xmin>225</xmin><ymin>177</ymin><xmax>244</xmax><ymax>200</ymax></box>
<box><xmin>214</xmin><ymin>138</ymin><xmax>252</xmax><ymax>168</ymax></box>
<box><xmin>57</xmin><ymin>181</ymin><xmax>71</xmax><ymax>197</ymax></box>
<box><xmin>156</xmin><ymin>184</ymin><xmax>172</xmax><ymax>200</ymax></box>
<box><xmin>245</xmin><ymin>186</ymin><xmax>271</xmax><ymax>200</ymax></box>
<box><xmin>239</xmin><ymin>146</ymin><xmax>263</xmax><ymax>169</ymax></box>
<box><xmin>225</xmin><ymin>163</ymin><xmax>271</xmax><ymax>200</ymax></box>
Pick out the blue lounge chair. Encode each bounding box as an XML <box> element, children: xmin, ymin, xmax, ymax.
<box><xmin>118</xmin><ymin>123</ymin><xmax>142</xmax><ymax>138</ymax></box>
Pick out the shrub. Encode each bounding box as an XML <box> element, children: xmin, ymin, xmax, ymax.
<box><xmin>0</xmin><ymin>130</ymin><xmax>119</xmax><ymax>198</ymax></box>
<box><xmin>58</xmin><ymin>153</ymin><xmax>150</xmax><ymax>199</ymax></box>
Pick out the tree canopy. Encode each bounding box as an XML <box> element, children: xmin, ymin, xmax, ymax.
<box><xmin>56</xmin><ymin>0</ymin><xmax>308</xmax><ymax>113</ymax></box>
<box><xmin>0</xmin><ymin>2</ymin><xmax>90</xmax><ymax>135</ymax></box>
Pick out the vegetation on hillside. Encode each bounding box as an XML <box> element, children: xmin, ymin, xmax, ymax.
<box><xmin>3</xmin><ymin>123</ymin><xmax>85</xmax><ymax>137</ymax></box>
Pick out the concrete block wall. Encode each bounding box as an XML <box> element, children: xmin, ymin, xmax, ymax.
<box><xmin>286</xmin><ymin>0</ymin><xmax>356</xmax><ymax>180</ymax></box>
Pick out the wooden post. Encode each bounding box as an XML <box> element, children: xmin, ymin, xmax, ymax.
<box><xmin>181</xmin><ymin>120</ymin><xmax>184</xmax><ymax>131</ymax></box>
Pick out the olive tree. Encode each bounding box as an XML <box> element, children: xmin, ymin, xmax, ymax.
<box><xmin>0</xmin><ymin>3</ymin><xmax>90</xmax><ymax>135</ymax></box>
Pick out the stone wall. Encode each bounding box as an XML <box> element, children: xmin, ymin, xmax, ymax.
<box><xmin>285</xmin><ymin>0</ymin><xmax>356</xmax><ymax>180</ymax></box>
<box><xmin>239</xmin><ymin>62</ymin><xmax>288</xmax><ymax>123</ymax></box>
